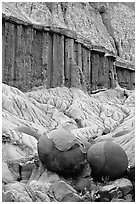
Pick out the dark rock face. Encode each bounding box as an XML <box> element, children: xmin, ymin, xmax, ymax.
<box><xmin>87</xmin><ymin>141</ymin><xmax>128</xmax><ymax>180</ymax></box>
<box><xmin>116</xmin><ymin>66</ymin><xmax>135</xmax><ymax>90</ymax></box>
<box><xmin>127</xmin><ymin>166</ymin><xmax>135</xmax><ymax>182</ymax></box>
<box><xmin>2</xmin><ymin>2</ymin><xmax>135</xmax><ymax>92</ymax></box>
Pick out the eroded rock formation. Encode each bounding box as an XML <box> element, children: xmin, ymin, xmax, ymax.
<box><xmin>2</xmin><ymin>83</ymin><xmax>135</xmax><ymax>201</ymax></box>
<box><xmin>2</xmin><ymin>2</ymin><xmax>135</xmax><ymax>202</ymax></box>
<box><xmin>2</xmin><ymin>2</ymin><xmax>135</xmax><ymax>92</ymax></box>
<box><xmin>3</xmin><ymin>2</ymin><xmax>135</xmax><ymax>63</ymax></box>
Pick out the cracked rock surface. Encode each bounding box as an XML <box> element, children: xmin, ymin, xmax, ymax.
<box><xmin>2</xmin><ymin>83</ymin><xmax>135</xmax><ymax>201</ymax></box>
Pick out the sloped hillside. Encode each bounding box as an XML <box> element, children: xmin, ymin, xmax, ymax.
<box><xmin>2</xmin><ymin>2</ymin><xmax>135</xmax><ymax>64</ymax></box>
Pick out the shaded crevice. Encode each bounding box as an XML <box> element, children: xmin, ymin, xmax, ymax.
<box><xmin>98</xmin><ymin>6</ymin><xmax>120</xmax><ymax>56</ymax></box>
<box><xmin>45</xmin><ymin>2</ymin><xmax>53</xmax><ymax>13</ymax></box>
<box><xmin>114</xmin><ymin>39</ymin><xmax>120</xmax><ymax>57</ymax></box>
<box><xmin>17</xmin><ymin>164</ymin><xmax>22</xmax><ymax>181</ymax></box>
<box><xmin>60</xmin><ymin>2</ymin><xmax>68</xmax><ymax>27</ymax></box>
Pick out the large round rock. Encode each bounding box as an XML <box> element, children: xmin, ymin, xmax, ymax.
<box><xmin>87</xmin><ymin>141</ymin><xmax>128</xmax><ymax>180</ymax></box>
<box><xmin>38</xmin><ymin>128</ymin><xmax>90</xmax><ymax>175</ymax></box>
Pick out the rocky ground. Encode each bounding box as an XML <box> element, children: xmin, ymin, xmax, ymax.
<box><xmin>2</xmin><ymin>83</ymin><xmax>135</xmax><ymax>202</ymax></box>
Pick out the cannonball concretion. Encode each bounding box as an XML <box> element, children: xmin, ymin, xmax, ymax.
<box><xmin>37</xmin><ymin>128</ymin><xmax>90</xmax><ymax>175</ymax></box>
<box><xmin>87</xmin><ymin>141</ymin><xmax>128</xmax><ymax>180</ymax></box>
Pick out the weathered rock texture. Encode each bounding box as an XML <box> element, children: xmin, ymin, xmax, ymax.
<box><xmin>2</xmin><ymin>2</ymin><xmax>135</xmax><ymax>202</ymax></box>
<box><xmin>90</xmin><ymin>2</ymin><xmax>135</xmax><ymax>62</ymax></box>
<box><xmin>2</xmin><ymin>83</ymin><xmax>135</xmax><ymax>201</ymax></box>
<box><xmin>97</xmin><ymin>178</ymin><xmax>133</xmax><ymax>202</ymax></box>
<box><xmin>6</xmin><ymin>2</ymin><xmax>134</xmax><ymax>61</ymax></box>
<box><xmin>2</xmin><ymin>2</ymin><xmax>135</xmax><ymax>92</ymax></box>
<box><xmin>3</xmin><ymin>2</ymin><xmax>135</xmax><ymax>63</ymax></box>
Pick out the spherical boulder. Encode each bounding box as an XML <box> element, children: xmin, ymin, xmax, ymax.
<box><xmin>17</xmin><ymin>126</ymin><xmax>90</xmax><ymax>176</ymax></box>
<box><xmin>87</xmin><ymin>141</ymin><xmax>128</xmax><ymax>180</ymax></box>
<box><xmin>37</xmin><ymin>128</ymin><xmax>90</xmax><ymax>175</ymax></box>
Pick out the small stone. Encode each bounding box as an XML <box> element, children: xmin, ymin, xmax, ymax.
<box><xmin>2</xmin><ymin>162</ymin><xmax>15</xmax><ymax>183</ymax></box>
<box><xmin>98</xmin><ymin>183</ymin><xmax>124</xmax><ymax>201</ymax></box>
<box><xmin>2</xmin><ymin>191</ymin><xmax>15</xmax><ymax>202</ymax></box>
<box><xmin>102</xmin><ymin>128</ymin><xmax>110</xmax><ymax>135</ymax></box>
<box><xmin>35</xmin><ymin>191</ymin><xmax>50</xmax><ymax>202</ymax></box>
<box><xmin>100</xmin><ymin>184</ymin><xmax>116</xmax><ymax>192</ymax></box>
<box><xmin>29</xmin><ymin>180</ymin><xmax>52</xmax><ymax>195</ymax></box>
<box><xmin>112</xmin><ymin>178</ymin><xmax>133</xmax><ymax>196</ymax></box>
<box><xmin>111</xmin><ymin>198</ymin><xmax>125</xmax><ymax>202</ymax></box>
<box><xmin>98</xmin><ymin>185</ymin><xmax>116</xmax><ymax>202</ymax></box>
<box><xmin>61</xmin><ymin>193</ymin><xmax>81</xmax><ymax>202</ymax></box>
<box><xmin>51</xmin><ymin>180</ymin><xmax>79</xmax><ymax>202</ymax></box>
<box><xmin>109</xmin><ymin>189</ymin><xmax>119</xmax><ymax>199</ymax></box>
<box><xmin>74</xmin><ymin>177</ymin><xmax>91</xmax><ymax>192</ymax></box>
<box><xmin>109</xmin><ymin>188</ymin><xmax>123</xmax><ymax>199</ymax></box>
<box><xmin>124</xmin><ymin>194</ymin><xmax>133</xmax><ymax>202</ymax></box>
<box><xmin>20</xmin><ymin>179</ymin><xmax>28</xmax><ymax>184</ymax></box>
<box><xmin>116</xmin><ymin>189</ymin><xmax>123</xmax><ymax>198</ymax></box>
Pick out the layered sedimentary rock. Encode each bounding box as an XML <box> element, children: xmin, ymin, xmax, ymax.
<box><xmin>3</xmin><ymin>2</ymin><xmax>134</xmax><ymax>63</ymax></box>
<box><xmin>2</xmin><ymin>2</ymin><xmax>135</xmax><ymax>92</ymax></box>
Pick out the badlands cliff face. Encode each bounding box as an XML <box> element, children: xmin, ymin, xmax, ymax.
<box><xmin>2</xmin><ymin>2</ymin><xmax>135</xmax><ymax>202</ymax></box>
<box><xmin>3</xmin><ymin>2</ymin><xmax>134</xmax><ymax>63</ymax></box>
<box><xmin>2</xmin><ymin>2</ymin><xmax>135</xmax><ymax>92</ymax></box>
